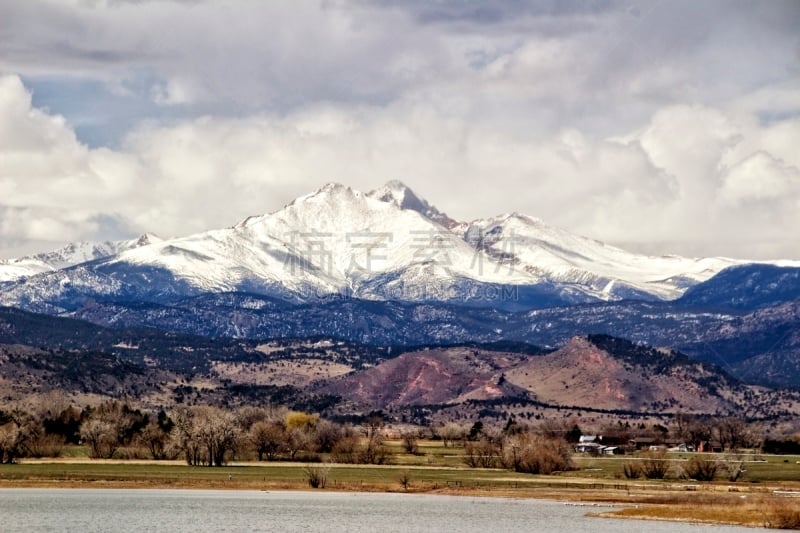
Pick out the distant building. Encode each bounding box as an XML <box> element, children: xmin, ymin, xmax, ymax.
<box><xmin>602</xmin><ymin>446</ymin><xmax>624</xmax><ymax>455</ymax></box>
<box><xmin>574</xmin><ymin>442</ymin><xmax>604</xmax><ymax>454</ymax></box>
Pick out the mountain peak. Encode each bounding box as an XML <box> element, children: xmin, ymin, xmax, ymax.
<box><xmin>277</xmin><ymin>182</ymin><xmax>359</xmax><ymax>212</ymax></box>
<box><xmin>133</xmin><ymin>233</ymin><xmax>162</xmax><ymax>247</ymax></box>
<box><xmin>316</xmin><ymin>182</ymin><xmax>351</xmax><ymax>194</ymax></box>
<box><xmin>368</xmin><ymin>180</ymin><xmax>424</xmax><ymax>209</ymax></box>
<box><xmin>367</xmin><ymin>181</ymin><xmax>457</xmax><ymax>228</ymax></box>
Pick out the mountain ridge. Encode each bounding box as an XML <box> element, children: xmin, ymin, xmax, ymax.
<box><xmin>0</xmin><ymin>233</ymin><xmax>162</xmax><ymax>282</ymax></box>
<box><xmin>3</xmin><ymin>181</ymin><xmax>792</xmax><ymax>312</ymax></box>
<box><xmin>3</xmin><ymin>305</ymin><xmax>797</xmax><ymax>423</ymax></box>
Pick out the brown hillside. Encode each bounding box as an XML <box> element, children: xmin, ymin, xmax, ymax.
<box><xmin>320</xmin><ymin>336</ymin><xmax>759</xmax><ymax>416</ymax></box>
<box><xmin>321</xmin><ymin>347</ymin><xmax>529</xmax><ymax>408</ymax></box>
<box><xmin>504</xmin><ymin>336</ymin><xmax>737</xmax><ymax>412</ymax></box>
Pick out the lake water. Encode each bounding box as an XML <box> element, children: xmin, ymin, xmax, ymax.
<box><xmin>0</xmin><ymin>489</ymin><xmax>768</xmax><ymax>532</ymax></box>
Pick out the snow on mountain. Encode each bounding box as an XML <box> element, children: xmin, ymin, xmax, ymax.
<box><xmin>0</xmin><ymin>233</ymin><xmax>162</xmax><ymax>283</ymax></box>
<box><xmin>108</xmin><ymin>182</ymin><xmax>539</xmax><ymax>304</ymax></box>
<box><xmin>460</xmin><ymin>213</ymin><xmax>741</xmax><ymax>300</ymax></box>
<box><xmin>0</xmin><ymin>258</ymin><xmax>51</xmax><ymax>283</ymax></box>
<box><xmin>367</xmin><ymin>180</ymin><xmax>457</xmax><ymax>228</ymax></box>
<box><xmin>364</xmin><ymin>181</ymin><xmax>747</xmax><ymax>301</ymax></box>
<box><xmin>1</xmin><ymin>181</ymin><xmax>794</xmax><ymax>312</ymax></box>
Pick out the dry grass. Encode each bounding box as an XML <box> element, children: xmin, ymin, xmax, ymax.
<box><xmin>605</xmin><ymin>495</ymin><xmax>800</xmax><ymax>529</ymax></box>
<box><xmin>211</xmin><ymin>359</ymin><xmax>352</xmax><ymax>387</ymax></box>
<box><xmin>765</xmin><ymin>500</ymin><xmax>800</xmax><ymax>529</ymax></box>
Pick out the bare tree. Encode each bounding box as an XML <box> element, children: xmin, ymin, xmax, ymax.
<box><xmin>195</xmin><ymin>407</ymin><xmax>239</xmax><ymax>467</ymax></box>
<box><xmin>715</xmin><ymin>418</ymin><xmax>749</xmax><ymax>452</ymax></box>
<box><xmin>330</xmin><ymin>435</ymin><xmax>360</xmax><ymax>464</ymax></box>
<box><xmin>78</xmin><ymin>401</ymin><xmax>147</xmax><ymax>459</ymax></box>
<box><xmin>171</xmin><ymin>406</ymin><xmax>203</xmax><ymax>465</ymax></box>
<box><xmin>401</xmin><ymin>429</ymin><xmax>420</xmax><ymax>455</ymax></box>
<box><xmin>170</xmin><ymin>406</ymin><xmax>240</xmax><ymax>466</ymax></box>
<box><xmin>398</xmin><ymin>469</ymin><xmax>412</xmax><ymax>491</ymax></box>
<box><xmin>16</xmin><ymin>415</ymin><xmax>63</xmax><ymax>458</ymax></box>
<box><xmin>0</xmin><ymin>422</ymin><xmax>21</xmax><ymax>464</ymax></box>
<box><xmin>672</xmin><ymin>412</ymin><xmax>693</xmax><ymax>443</ymax></box>
<box><xmin>536</xmin><ymin>419</ymin><xmax>571</xmax><ymax>440</ymax></box>
<box><xmin>675</xmin><ymin>415</ymin><xmax>713</xmax><ymax>451</ymax></box>
<box><xmin>235</xmin><ymin>405</ymin><xmax>287</xmax><ymax>432</ymax></box>
<box><xmin>440</xmin><ymin>422</ymin><xmax>467</xmax><ymax>448</ymax></box>
<box><xmin>622</xmin><ymin>461</ymin><xmax>642</xmax><ymax>479</ymax></box>
<box><xmin>463</xmin><ymin>438</ymin><xmax>501</xmax><ymax>468</ymax></box>
<box><xmin>285</xmin><ymin>427</ymin><xmax>310</xmax><ymax>461</ymax></box>
<box><xmin>319</xmin><ymin>417</ymin><xmax>385</xmax><ymax>465</ymax></box>
<box><xmin>359</xmin><ymin>416</ymin><xmax>388</xmax><ymax>464</ymax></box>
<box><xmin>313</xmin><ymin>420</ymin><xmax>345</xmax><ymax>454</ymax></box>
<box><xmin>138</xmin><ymin>421</ymin><xmax>170</xmax><ymax>460</ymax></box>
<box><xmin>80</xmin><ymin>418</ymin><xmax>119</xmax><ymax>459</ymax></box>
<box><xmin>249</xmin><ymin>421</ymin><xmax>285</xmax><ymax>461</ymax></box>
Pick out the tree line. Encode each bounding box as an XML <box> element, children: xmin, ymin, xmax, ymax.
<box><xmin>0</xmin><ymin>398</ymin><xmax>398</xmax><ymax>466</ymax></box>
<box><xmin>0</xmin><ymin>398</ymin><xmax>788</xmax><ymax>470</ymax></box>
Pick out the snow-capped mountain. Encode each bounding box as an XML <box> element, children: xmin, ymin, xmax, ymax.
<box><xmin>0</xmin><ymin>183</ymin><xmax>592</xmax><ymax>312</ymax></box>
<box><xmin>0</xmin><ymin>181</ymin><xmax>794</xmax><ymax>313</ymax></box>
<box><xmin>459</xmin><ymin>213</ymin><xmax>741</xmax><ymax>300</ymax></box>
<box><xmin>0</xmin><ymin>233</ymin><xmax>162</xmax><ymax>283</ymax></box>
<box><xmin>367</xmin><ymin>180</ymin><xmax>457</xmax><ymax>228</ymax></box>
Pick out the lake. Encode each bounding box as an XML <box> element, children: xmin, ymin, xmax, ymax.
<box><xmin>0</xmin><ymin>489</ymin><xmax>768</xmax><ymax>532</ymax></box>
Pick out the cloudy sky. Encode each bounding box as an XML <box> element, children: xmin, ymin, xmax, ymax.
<box><xmin>1</xmin><ymin>0</ymin><xmax>799</xmax><ymax>260</ymax></box>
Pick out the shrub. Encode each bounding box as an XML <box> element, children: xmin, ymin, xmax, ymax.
<box><xmin>304</xmin><ymin>464</ymin><xmax>330</xmax><ymax>489</ymax></box>
<box><xmin>331</xmin><ymin>435</ymin><xmax>360</xmax><ymax>464</ymax></box>
<box><xmin>398</xmin><ymin>469</ymin><xmax>412</xmax><ymax>491</ymax></box>
<box><xmin>641</xmin><ymin>451</ymin><xmax>670</xmax><ymax>479</ymax></box>
<box><xmin>359</xmin><ymin>440</ymin><xmax>389</xmax><ymax>465</ymax></box>
<box><xmin>329</xmin><ymin>435</ymin><xmax>389</xmax><ymax>465</ymax></box>
<box><xmin>683</xmin><ymin>456</ymin><xmax>718</xmax><ymax>481</ymax></box>
<box><xmin>504</xmin><ymin>435</ymin><xmax>574</xmax><ymax>475</ymax></box>
<box><xmin>464</xmin><ymin>438</ymin><xmax>501</xmax><ymax>468</ymax></box>
<box><xmin>720</xmin><ymin>454</ymin><xmax>745</xmax><ymax>482</ymax></box>
<box><xmin>21</xmin><ymin>432</ymin><xmax>64</xmax><ymax>459</ymax></box>
<box><xmin>622</xmin><ymin>461</ymin><xmax>642</xmax><ymax>479</ymax></box>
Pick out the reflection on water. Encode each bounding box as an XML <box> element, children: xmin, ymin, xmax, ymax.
<box><xmin>0</xmin><ymin>489</ymin><xmax>767</xmax><ymax>532</ymax></box>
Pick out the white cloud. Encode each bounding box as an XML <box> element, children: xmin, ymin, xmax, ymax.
<box><xmin>0</xmin><ymin>1</ymin><xmax>799</xmax><ymax>260</ymax></box>
<box><xmin>3</xmin><ymin>73</ymin><xmax>799</xmax><ymax>260</ymax></box>
<box><xmin>720</xmin><ymin>151</ymin><xmax>800</xmax><ymax>205</ymax></box>
<box><xmin>151</xmin><ymin>77</ymin><xmax>203</xmax><ymax>106</ymax></box>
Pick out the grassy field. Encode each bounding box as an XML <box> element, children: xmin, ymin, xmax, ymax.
<box><xmin>0</xmin><ymin>462</ymin><xmax>548</xmax><ymax>492</ymax></box>
<box><xmin>572</xmin><ymin>452</ymin><xmax>800</xmax><ymax>483</ymax></box>
<box><xmin>3</xmin><ymin>443</ymin><xmax>800</xmax><ymax>528</ymax></box>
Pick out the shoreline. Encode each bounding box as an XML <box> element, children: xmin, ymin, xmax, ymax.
<box><xmin>3</xmin><ymin>460</ymin><xmax>799</xmax><ymax>528</ymax></box>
